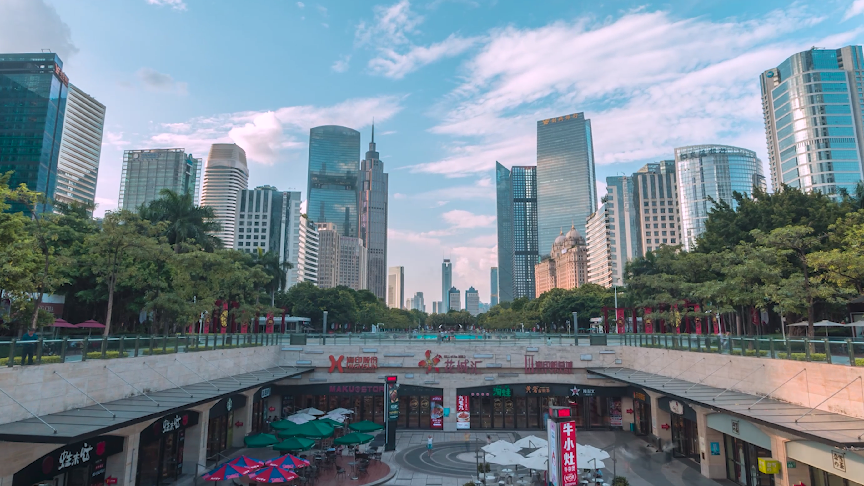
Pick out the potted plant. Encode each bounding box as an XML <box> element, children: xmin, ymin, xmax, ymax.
<box><xmin>612</xmin><ymin>477</ymin><xmax>629</xmax><ymax>486</ymax></box>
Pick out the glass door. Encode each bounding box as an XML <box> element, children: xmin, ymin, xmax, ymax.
<box><xmin>527</xmin><ymin>397</ymin><xmax>539</xmax><ymax>428</ymax></box>
<box><xmin>515</xmin><ymin>397</ymin><xmax>527</xmax><ymax>428</ymax></box>
<box><xmin>481</xmin><ymin>397</ymin><xmax>492</xmax><ymax>428</ymax></box>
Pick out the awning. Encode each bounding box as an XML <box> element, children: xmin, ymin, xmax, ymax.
<box><xmin>0</xmin><ymin>366</ymin><xmax>313</xmax><ymax>444</ymax></box>
<box><xmin>588</xmin><ymin>367</ymin><xmax>864</xmax><ymax>448</ymax></box>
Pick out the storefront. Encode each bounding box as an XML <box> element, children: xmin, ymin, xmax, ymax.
<box><xmin>658</xmin><ymin>397</ymin><xmax>699</xmax><ymax>462</ymax></box>
<box><xmin>787</xmin><ymin>440</ymin><xmax>864</xmax><ymax>486</ymax></box>
<box><xmin>632</xmin><ymin>388</ymin><xmax>651</xmax><ymax>436</ymax></box>
<box><xmin>251</xmin><ymin>387</ymin><xmax>272</xmax><ymax>434</ymax></box>
<box><xmin>13</xmin><ymin>436</ymin><xmax>125</xmax><ymax>486</ymax></box>
<box><xmin>206</xmin><ymin>395</ymin><xmax>246</xmax><ymax>460</ymax></box>
<box><xmin>137</xmin><ymin>411</ymin><xmax>200</xmax><ymax>486</ymax></box>
<box><xmin>456</xmin><ymin>384</ymin><xmax>626</xmax><ymax>430</ymax></box>
<box><xmin>707</xmin><ymin>413</ymin><xmax>774</xmax><ymax>486</ymax></box>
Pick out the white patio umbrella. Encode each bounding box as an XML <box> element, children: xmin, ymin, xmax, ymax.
<box><xmin>486</xmin><ymin>451</ymin><xmax>526</xmax><ymax>467</ymax></box>
<box><xmin>329</xmin><ymin>407</ymin><xmax>354</xmax><ymax>415</ymax></box>
<box><xmin>514</xmin><ymin>435</ymin><xmax>547</xmax><ymax>449</ymax></box>
<box><xmin>286</xmin><ymin>413</ymin><xmax>316</xmax><ymax>424</ymax></box>
<box><xmin>320</xmin><ymin>413</ymin><xmax>346</xmax><ymax>423</ymax></box>
<box><xmin>296</xmin><ymin>407</ymin><xmax>325</xmax><ymax>416</ymax></box>
<box><xmin>482</xmin><ymin>440</ymin><xmax>520</xmax><ymax>455</ymax></box>
<box><xmin>577</xmin><ymin>459</ymin><xmax>605</xmax><ymax>470</ymax></box>
<box><xmin>526</xmin><ymin>448</ymin><xmax>547</xmax><ymax>458</ymax></box>
<box><xmin>577</xmin><ymin>444</ymin><xmax>610</xmax><ymax>465</ymax></box>
<box><xmin>519</xmin><ymin>455</ymin><xmax>548</xmax><ymax>470</ymax></box>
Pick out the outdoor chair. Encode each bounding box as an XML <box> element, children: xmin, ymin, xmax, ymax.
<box><xmin>336</xmin><ymin>467</ymin><xmax>347</xmax><ymax>479</ymax></box>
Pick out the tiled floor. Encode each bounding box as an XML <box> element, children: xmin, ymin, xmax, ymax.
<box><xmin>315</xmin><ymin>455</ymin><xmax>391</xmax><ymax>486</ymax></box>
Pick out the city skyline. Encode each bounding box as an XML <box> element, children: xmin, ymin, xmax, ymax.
<box><xmin>2</xmin><ymin>1</ymin><xmax>864</xmax><ymax>304</ymax></box>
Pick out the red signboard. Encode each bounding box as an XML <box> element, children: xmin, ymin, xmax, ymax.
<box><xmin>694</xmin><ymin>305</ymin><xmax>702</xmax><ymax>335</ymax></box>
<box><xmin>265</xmin><ymin>313</ymin><xmax>275</xmax><ymax>334</ymax></box>
<box><xmin>419</xmin><ymin>351</ymin><xmax>481</xmax><ymax>374</ymax></box>
<box><xmin>430</xmin><ymin>395</ymin><xmax>443</xmax><ymax>429</ymax></box>
<box><xmin>524</xmin><ymin>356</ymin><xmax>573</xmax><ymax>374</ymax></box>
<box><xmin>456</xmin><ymin>395</ymin><xmax>470</xmax><ymax>429</ymax></box>
<box><xmin>327</xmin><ymin>355</ymin><xmax>378</xmax><ymax>373</ymax></box>
<box><xmin>616</xmin><ymin>308</ymin><xmax>626</xmax><ymax>334</ymax></box>
<box><xmin>644</xmin><ymin>307</ymin><xmax>653</xmax><ymax>334</ymax></box>
<box><xmin>105</xmin><ymin>477</ymin><xmax>117</xmax><ymax>485</ymax></box>
<box><xmin>559</xmin><ymin>420</ymin><xmax>578</xmax><ymax>486</ymax></box>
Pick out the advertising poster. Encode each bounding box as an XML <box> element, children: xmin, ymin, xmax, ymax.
<box><xmin>430</xmin><ymin>396</ymin><xmax>444</xmax><ymax>429</ymax></box>
<box><xmin>609</xmin><ymin>399</ymin><xmax>623</xmax><ymax>427</ymax></box>
<box><xmin>615</xmin><ymin>308</ymin><xmax>626</xmax><ymax>334</ymax></box>
<box><xmin>547</xmin><ymin>419</ymin><xmax>560</xmax><ymax>486</ymax></box>
<box><xmin>265</xmin><ymin>313</ymin><xmax>274</xmax><ymax>334</ymax></box>
<box><xmin>387</xmin><ymin>383</ymin><xmax>399</xmax><ymax>421</ymax></box>
<box><xmin>559</xmin><ymin>421</ymin><xmax>578</xmax><ymax>486</ymax></box>
<box><xmin>456</xmin><ymin>395</ymin><xmax>470</xmax><ymax>430</ymax></box>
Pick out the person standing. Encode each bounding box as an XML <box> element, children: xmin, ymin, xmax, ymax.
<box><xmin>427</xmin><ymin>435</ymin><xmax>434</xmax><ymax>457</ymax></box>
<box><xmin>20</xmin><ymin>328</ymin><xmax>37</xmax><ymax>365</ymax></box>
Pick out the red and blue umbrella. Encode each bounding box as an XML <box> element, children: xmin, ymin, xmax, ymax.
<box><xmin>266</xmin><ymin>454</ymin><xmax>311</xmax><ymax>469</ymax></box>
<box><xmin>246</xmin><ymin>466</ymin><xmax>299</xmax><ymax>483</ymax></box>
<box><xmin>202</xmin><ymin>464</ymin><xmax>248</xmax><ymax>481</ymax></box>
<box><xmin>228</xmin><ymin>456</ymin><xmax>265</xmax><ymax>471</ymax></box>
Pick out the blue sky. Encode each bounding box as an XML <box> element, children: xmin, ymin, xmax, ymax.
<box><xmin>2</xmin><ymin>0</ymin><xmax>863</xmax><ymax>306</ymax></box>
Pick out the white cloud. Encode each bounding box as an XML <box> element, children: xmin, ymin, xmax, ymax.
<box><xmin>441</xmin><ymin>209</ymin><xmax>495</xmax><ymax>229</ymax></box>
<box><xmin>146</xmin><ymin>0</ymin><xmax>187</xmax><ymax>11</ymax></box>
<box><xmin>332</xmin><ymin>55</ymin><xmax>351</xmax><ymax>73</ymax></box>
<box><xmin>296</xmin><ymin>1</ymin><xmax>305</xmax><ymax>7</ymax></box>
<box><xmin>356</xmin><ymin>0</ymin><xmax>422</xmax><ymax>47</ymax></box>
<box><xmin>136</xmin><ymin>68</ymin><xmax>188</xmax><ymax>95</ymax></box>
<box><xmin>0</xmin><ymin>0</ymin><xmax>77</xmax><ymax>61</ymax></box>
<box><xmin>413</xmin><ymin>176</ymin><xmax>495</xmax><ymax>200</ymax></box>
<box><xmin>450</xmin><ymin>244</ymin><xmax>497</xmax><ymax>298</ymax></box>
<box><xmin>103</xmin><ymin>131</ymin><xmax>131</xmax><ymax>149</ymax></box>
<box><xmin>845</xmin><ymin>0</ymin><xmax>864</xmax><ymax>19</ymax></box>
<box><xmin>369</xmin><ymin>34</ymin><xmax>480</xmax><ymax>79</ymax></box>
<box><xmin>393</xmin><ymin>193</ymin><xmax>407</xmax><ymax>199</ymax></box>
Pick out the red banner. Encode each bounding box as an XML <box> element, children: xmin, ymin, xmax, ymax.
<box><xmin>615</xmin><ymin>308</ymin><xmax>625</xmax><ymax>334</ymax></box>
<box><xmin>694</xmin><ymin>305</ymin><xmax>702</xmax><ymax>335</ymax></box>
<box><xmin>751</xmin><ymin>307</ymin><xmax>760</xmax><ymax>328</ymax></box>
<box><xmin>265</xmin><ymin>313</ymin><xmax>275</xmax><ymax>334</ymax></box>
<box><xmin>560</xmin><ymin>421</ymin><xmax>578</xmax><ymax>486</ymax></box>
<box><xmin>241</xmin><ymin>322</ymin><xmax>248</xmax><ymax>334</ymax></box>
<box><xmin>712</xmin><ymin>315</ymin><xmax>719</xmax><ymax>334</ymax></box>
<box><xmin>430</xmin><ymin>395</ymin><xmax>443</xmax><ymax>429</ymax></box>
<box><xmin>456</xmin><ymin>395</ymin><xmax>470</xmax><ymax>429</ymax></box>
<box><xmin>644</xmin><ymin>307</ymin><xmax>653</xmax><ymax>334</ymax></box>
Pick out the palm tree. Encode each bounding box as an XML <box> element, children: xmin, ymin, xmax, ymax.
<box><xmin>253</xmin><ymin>249</ymin><xmax>294</xmax><ymax>306</ymax></box>
<box><xmin>139</xmin><ymin>189</ymin><xmax>222</xmax><ymax>253</ymax></box>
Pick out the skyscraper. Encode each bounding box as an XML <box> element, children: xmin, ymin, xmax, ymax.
<box><xmin>448</xmin><ymin>287</ymin><xmax>461</xmax><ymax>312</ymax></box>
<box><xmin>411</xmin><ymin>292</ymin><xmax>425</xmax><ymax>312</ymax></box>
<box><xmin>202</xmin><ymin>143</ymin><xmax>248</xmax><ymax>248</ymax></box>
<box><xmin>441</xmin><ymin>259</ymin><xmax>452</xmax><ymax>311</ymax></box>
<box><xmin>585</xmin><ymin>208</ymin><xmax>612</xmax><ymax>288</ymax></box>
<box><xmin>296</xmin><ymin>214</ymin><xmax>319</xmax><ymax>285</ymax></box>
<box><xmin>495</xmin><ymin>162</ymin><xmax>514</xmax><ymax>303</ymax></box>
<box><xmin>338</xmin><ymin>236</ymin><xmax>367</xmax><ymax>291</ymax></box>
<box><xmin>495</xmin><ymin>163</ymin><xmax>538</xmax><ymax>301</ymax></box>
<box><xmin>315</xmin><ymin>223</ymin><xmax>340</xmax><ymax>289</ymax></box>
<box><xmin>55</xmin><ymin>84</ymin><xmax>105</xmax><ymax>209</ymax></box>
<box><xmin>536</xmin><ymin>112</ymin><xmax>597</xmax><ymax>256</ymax></box>
<box><xmin>465</xmin><ymin>287</ymin><xmax>479</xmax><ymax>316</ymax></box>
<box><xmin>119</xmin><ymin>149</ymin><xmax>202</xmax><ymax>210</ymax></box>
<box><xmin>233</xmin><ymin>186</ymin><xmax>301</xmax><ymax>286</ymax></box>
<box><xmin>0</xmin><ymin>53</ymin><xmax>69</xmax><ymax>213</ymax></box>
<box><xmin>760</xmin><ymin>46</ymin><xmax>864</xmax><ymax>194</ymax></box>
<box><xmin>676</xmin><ymin>145</ymin><xmax>765</xmax><ymax>250</ymax></box>
<box><xmin>359</xmin><ymin>124</ymin><xmax>389</xmax><ymax>301</ymax></box>
<box><xmin>534</xmin><ymin>225</ymin><xmax>588</xmax><ymax>296</ymax></box>
<box><xmin>600</xmin><ymin>175</ymin><xmax>640</xmax><ymax>286</ymax></box>
<box><xmin>633</xmin><ymin>161</ymin><xmax>679</xmax><ymax>255</ymax></box>
<box><xmin>388</xmin><ymin>266</ymin><xmax>404</xmax><ymax>309</ymax></box>
<box><xmin>490</xmin><ymin>267</ymin><xmax>499</xmax><ymax>307</ymax></box>
<box><xmin>307</xmin><ymin>126</ymin><xmax>360</xmax><ymax>237</ymax></box>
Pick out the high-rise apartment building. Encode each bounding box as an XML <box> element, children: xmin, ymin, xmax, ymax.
<box><xmin>388</xmin><ymin>266</ymin><xmax>405</xmax><ymax>309</ymax></box>
<box><xmin>676</xmin><ymin>145</ymin><xmax>765</xmax><ymax>250</ymax></box>
<box><xmin>465</xmin><ymin>287</ymin><xmax>480</xmax><ymax>316</ymax></box>
<box><xmin>202</xmin><ymin>143</ymin><xmax>248</xmax><ymax>248</ymax></box>
<box><xmin>600</xmin><ymin>176</ymin><xmax>640</xmax><ymax>285</ymax></box>
<box><xmin>441</xmin><ymin>259</ymin><xmax>452</xmax><ymax>311</ymax></box>
<box><xmin>536</xmin><ymin>112</ymin><xmax>597</xmax><ymax>256</ymax></box>
<box><xmin>633</xmin><ymin>161</ymin><xmax>679</xmax><ymax>255</ymax></box>
<box><xmin>495</xmin><ymin>163</ymin><xmax>515</xmax><ymax>303</ymax></box>
<box><xmin>315</xmin><ymin>223</ymin><xmax>340</xmax><ymax>289</ymax></box>
<box><xmin>307</xmin><ymin>126</ymin><xmax>360</xmax><ymax>237</ymax></box>
<box><xmin>495</xmin><ymin>163</ymin><xmax>538</xmax><ymax>301</ymax></box>
<box><xmin>410</xmin><ymin>292</ymin><xmax>425</xmax><ymax>312</ymax></box>
<box><xmin>585</xmin><ymin>208</ymin><xmax>612</xmax><ymax>288</ymax></box>
<box><xmin>233</xmin><ymin>186</ymin><xmax>301</xmax><ymax>286</ymax></box>
<box><xmin>0</xmin><ymin>53</ymin><xmax>69</xmax><ymax>213</ymax></box>
<box><xmin>448</xmin><ymin>287</ymin><xmax>461</xmax><ymax>312</ymax></box>
<box><xmin>490</xmin><ymin>267</ymin><xmax>499</xmax><ymax>307</ymax></box>
<box><xmin>338</xmin><ymin>236</ymin><xmax>367</xmax><ymax>291</ymax></box>
<box><xmin>55</xmin><ymin>84</ymin><xmax>105</xmax><ymax>209</ymax></box>
<box><xmin>760</xmin><ymin>46</ymin><xmax>864</xmax><ymax>194</ymax></box>
<box><xmin>534</xmin><ymin>225</ymin><xmax>588</xmax><ymax>297</ymax></box>
<box><xmin>358</xmin><ymin>125</ymin><xmax>389</xmax><ymax>301</ymax></box>
<box><xmin>119</xmin><ymin>149</ymin><xmax>202</xmax><ymax>210</ymax></box>
<box><xmin>296</xmin><ymin>214</ymin><xmax>319</xmax><ymax>285</ymax></box>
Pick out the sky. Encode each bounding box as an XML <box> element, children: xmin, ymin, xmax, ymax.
<box><xmin>2</xmin><ymin>0</ymin><xmax>863</xmax><ymax>307</ymax></box>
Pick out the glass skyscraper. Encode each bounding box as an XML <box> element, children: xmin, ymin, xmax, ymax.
<box><xmin>495</xmin><ymin>163</ymin><xmax>538</xmax><ymax>301</ymax></box>
<box><xmin>0</xmin><ymin>53</ymin><xmax>69</xmax><ymax>213</ymax></box>
<box><xmin>760</xmin><ymin>46</ymin><xmax>864</xmax><ymax>195</ymax></box>
<box><xmin>55</xmin><ymin>84</ymin><xmax>105</xmax><ymax>210</ymax></box>
<box><xmin>490</xmin><ymin>267</ymin><xmax>499</xmax><ymax>307</ymax></box>
<box><xmin>675</xmin><ymin>145</ymin><xmax>765</xmax><ymax>250</ymax></box>
<box><xmin>119</xmin><ymin>149</ymin><xmax>202</xmax><ymax>210</ymax></box>
<box><xmin>307</xmin><ymin>125</ymin><xmax>360</xmax><ymax>237</ymax></box>
<box><xmin>536</xmin><ymin>112</ymin><xmax>597</xmax><ymax>257</ymax></box>
<box><xmin>359</xmin><ymin>125</ymin><xmax>388</xmax><ymax>300</ymax></box>
<box><xmin>495</xmin><ymin>162</ymin><xmax>514</xmax><ymax>303</ymax></box>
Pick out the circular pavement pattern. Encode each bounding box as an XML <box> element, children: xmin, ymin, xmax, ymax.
<box><xmin>394</xmin><ymin>441</ymin><xmax>489</xmax><ymax>477</ymax></box>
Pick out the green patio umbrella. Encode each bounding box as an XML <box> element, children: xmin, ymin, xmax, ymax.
<box><xmin>270</xmin><ymin>420</ymin><xmax>298</xmax><ymax>431</ymax></box>
<box><xmin>244</xmin><ymin>433</ymin><xmax>280</xmax><ymax>448</ymax></box>
<box><xmin>292</xmin><ymin>420</ymin><xmax>334</xmax><ymax>439</ymax></box>
<box><xmin>348</xmin><ymin>420</ymin><xmax>384</xmax><ymax>433</ymax></box>
<box><xmin>272</xmin><ymin>437</ymin><xmax>316</xmax><ymax>452</ymax></box>
<box><xmin>317</xmin><ymin>417</ymin><xmax>344</xmax><ymax>428</ymax></box>
<box><xmin>334</xmin><ymin>432</ymin><xmax>374</xmax><ymax>445</ymax></box>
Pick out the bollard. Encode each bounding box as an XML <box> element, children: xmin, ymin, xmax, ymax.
<box><xmin>119</xmin><ymin>336</ymin><xmax>125</xmax><ymax>358</ymax></box>
<box><xmin>848</xmin><ymin>339</ymin><xmax>855</xmax><ymax>366</ymax></box>
<box><xmin>824</xmin><ymin>338</ymin><xmax>831</xmax><ymax>363</ymax></box>
<box><xmin>36</xmin><ymin>337</ymin><xmax>44</xmax><ymax>365</ymax></box>
<box><xmin>7</xmin><ymin>339</ymin><xmax>16</xmax><ymax>367</ymax></box>
<box><xmin>769</xmin><ymin>337</ymin><xmax>775</xmax><ymax>359</ymax></box>
<box><xmin>101</xmin><ymin>336</ymin><xmax>108</xmax><ymax>359</ymax></box>
<box><xmin>134</xmin><ymin>335</ymin><xmax>140</xmax><ymax>357</ymax></box>
<box><xmin>60</xmin><ymin>337</ymin><xmax>68</xmax><ymax>363</ymax></box>
<box><xmin>804</xmin><ymin>338</ymin><xmax>811</xmax><ymax>361</ymax></box>
<box><xmin>81</xmin><ymin>338</ymin><xmax>89</xmax><ymax>361</ymax></box>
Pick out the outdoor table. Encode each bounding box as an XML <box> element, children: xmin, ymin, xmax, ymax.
<box><xmin>348</xmin><ymin>461</ymin><xmax>358</xmax><ymax>480</ymax></box>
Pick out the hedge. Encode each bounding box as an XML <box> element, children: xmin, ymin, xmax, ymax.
<box><xmin>141</xmin><ymin>348</ymin><xmax>177</xmax><ymax>355</ymax></box>
<box><xmin>0</xmin><ymin>355</ymin><xmax>63</xmax><ymax>366</ymax></box>
<box><xmin>84</xmin><ymin>351</ymin><xmax>124</xmax><ymax>360</ymax></box>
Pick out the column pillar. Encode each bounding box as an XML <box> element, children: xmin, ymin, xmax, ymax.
<box><xmin>768</xmin><ymin>432</ymin><xmax>810</xmax><ymax>486</ymax></box>
<box><xmin>647</xmin><ymin>391</ymin><xmax>671</xmax><ymax>446</ymax></box>
<box><xmin>233</xmin><ymin>389</ymin><xmax>256</xmax><ymax>448</ymax></box>
<box><xmin>112</xmin><ymin>431</ymin><xmax>141</xmax><ymax>486</ymax></box>
<box><xmin>693</xmin><ymin>405</ymin><xmax>726</xmax><ymax>480</ymax></box>
<box><xmin>186</xmin><ymin>406</ymin><xmax>210</xmax><ymax>473</ymax></box>
<box><xmin>444</xmin><ymin>380</ymin><xmax>458</xmax><ymax>431</ymax></box>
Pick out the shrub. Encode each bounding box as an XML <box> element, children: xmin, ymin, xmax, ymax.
<box><xmin>856</xmin><ymin>358</ymin><xmax>864</xmax><ymax>367</ymax></box>
<box><xmin>0</xmin><ymin>355</ymin><xmax>63</xmax><ymax>366</ymax></box>
<box><xmin>85</xmin><ymin>351</ymin><xmax>124</xmax><ymax>360</ymax></box>
<box><xmin>776</xmin><ymin>352</ymin><xmax>827</xmax><ymax>362</ymax></box>
<box><xmin>142</xmin><ymin>348</ymin><xmax>176</xmax><ymax>355</ymax></box>
<box><xmin>612</xmin><ymin>478</ymin><xmax>630</xmax><ymax>486</ymax></box>
<box><xmin>743</xmin><ymin>350</ymin><xmax>770</xmax><ymax>357</ymax></box>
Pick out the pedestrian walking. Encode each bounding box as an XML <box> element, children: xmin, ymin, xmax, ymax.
<box><xmin>427</xmin><ymin>435</ymin><xmax>434</xmax><ymax>457</ymax></box>
<box><xmin>464</xmin><ymin>432</ymin><xmax>471</xmax><ymax>451</ymax></box>
<box><xmin>20</xmin><ymin>328</ymin><xmax>37</xmax><ymax>365</ymax></box>
<box><xmin>486</xmin><ymin>434</ymin><xmax>492</xmax><ymax>446</ymax></box>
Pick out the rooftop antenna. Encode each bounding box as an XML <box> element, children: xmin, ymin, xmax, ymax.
<box><xmin>372</xmin><ymin>117</ymin><xmax>375</xmax><ymax>143</ymax></box>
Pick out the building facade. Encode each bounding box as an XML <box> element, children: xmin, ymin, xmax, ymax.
<box><xmin>119</xmin><ymin>149</ymin><xmax>202</xmax><ymax>210</ymax></box>
<box><xmin>632</xmin><ymin>161</ymin><xmax>679</xmax><ymax>255</ymax></box>
<box><xmin>490</xmin><ymin>267</ymin><xmax>499</xmax><ymax>307</ymax></box>
<box><xmin>358</xmin><ymin>125</ymin><xmax>389</xmax><ymax>301</ymax></box>
<box><xmin>233</xmin><ymin>186</ymin><xmax>301</xmax><ymax>285</ymax></box>
<box><xmin>410</xmin><ymin>292</ymin><xmax>425</xmax><ymax>312</ymax></box>
<box><xmin>536</xmin><ymin>112</ymin><xmax>597</xmax><ymax>256</ymax></box>
<box><xmin>511</xmin><ymin>166</ymin><xmax>539</xmax><ymax>300</ymax></box>
<box><xmin>465</xmin><ymin>287</ymin><xmax>480</xmax><ymax>316</ymax></box>
<box><xmin>388</xmin><ymin>266</ymin><xmax>405</xmax><ymax>309</ymax></box>
<box><xmin>534</xmin><ymin>226</ymin><xmax>588</xmax><ymax>297</ymax></box>
<box><xmin>448</xmin><ymin>287</ymin><xmax>461</xmax><ymax>312</ymax></box>
<box><xmin>315</xmin><ymin>223</ymin><xmax>340</xmax><ymax>288</ymax></box>
<box><xmin>760</xmin><ymin>46</ymin><xmax>864</xmax><ymax>195</ymax></box>
<box><xmin>602</xmin><ymin>176</ymin><xmax>641</xmax><ymax>285</ymax></box>
<box><xmin>675</xmin><ymin>145</ymin><xmax>765</xmax><ymax>251</ymax></box>
<box><xmin>55</xmin><ymin>84</ymin><xmax>105</xmax><ymax>209</ymax></box>
<box><xmin>442</xmin><ymin>259</ymin><xmax>453</xmax><ymax>312</ymax></box>
<box><xmin>0</xmin><ymin>53</ymin><xmax>69</xmax><ymax>213</ymax></box>
<box><xmin>296</xmin><ymin>214</ymin><xmax>319</xmax><ymax>285</ymax></box>
<box><xmin>585</xmin><ymin>207</ymin><xmax>612</xmax><ymax>287</ymax></box>
<box><xmin>495</xmin><ymin>162</ymin><xmax>515</xmax><ymax>303</ymax></box>
<box><xmin>307</xmin><ymin>126</ymin><xmax>360</xmax><ymax>237</ymax></box>
<box><xmin>201</xmin><ymin>143</ymin><xmax>249</xmax><ymax>248</ymax></box>
<box><xmin>338</xmin><ymin>236</ymin><xmax>367</xmax><ymax>291</ymax></box>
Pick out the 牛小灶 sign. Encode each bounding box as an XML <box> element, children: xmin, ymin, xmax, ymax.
<box><xmin>559</xmin><ymin>421</ymin><xmax>578</xmax><ymax>486</ymax></box>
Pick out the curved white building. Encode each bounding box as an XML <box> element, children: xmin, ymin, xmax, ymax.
<box><xmin>201</xmin><ymin>143</ymin><xmax>248</xmax><ymax>247</ymax></box>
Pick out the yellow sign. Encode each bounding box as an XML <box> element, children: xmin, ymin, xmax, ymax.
<box><xmin>758</xmin><ymin>458</ymin><xmax>781</xmax><ymax>475</ymax></box>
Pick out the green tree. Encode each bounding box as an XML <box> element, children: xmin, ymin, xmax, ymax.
<box><xmin>810</xmin><ymin>210</ymin><xmax>864</xmax><ymax>295</ymax></box>
<box><xmin>139</xmin><ymin>189</ymin><xmax>222</xmax><ymax>253</ymax></box>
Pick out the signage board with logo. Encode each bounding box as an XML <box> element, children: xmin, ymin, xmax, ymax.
<box><xmin>632</xmin><ymin>389</ymin><xmax>648</xmax><ymax>402</ymax></box>
<box><xmin>560</xmin><ymin>420</ymin><xmax>578</xmax><ymax>486</ymax></box>
<box><xmin>387</xmin><ymin>382</ymin><xmax>399</xmax><ymax>421</ymax></box>
<box><xmin>259</xmin><ymin>387</ymin><xmax>272</xmax><ymax>400</ymax></box>
<box><xmin>140</xmin><ymin>411</ymin><xmax>200</xmax><ymax>444</ymax></box>
<box><xmin>210</xmin><ymin>394</ymin><xmax>247</xmax><ymax>418</ymax></box>
<box><xmin>758</xmin><ymin>458</ymin><xmax>781</xmax><ymax>475</ymax></box>
<box><xmin>710</xmin><ymin>442</ymin><xmax>720</xmax><ymax>456</ymax></box>
<box><xmin>658</xmin><ymin>397</ymin><xmax>696</xmax><ymax>421</ymax></box>
<box><xmin>329</xmin><ymin>355</ymin><xmax>379</xmax><ymax>373</ymax></box>
<box><xmin>493</xmin><ymin>386</ymin><xmax>512</xmax><ymax>397</ymax></box>
<box><xmin>12</xmin><ymin>436</ymin><xmax>125</xmax><ymax>486</ymax></box>
<box><xmin>456</xmin><ymin>395</ymin><xmax>470</xmax><ymax>430</ymax></box>
<box><xmin>430</xmin><ymin>395</ymin><xmax>443</xmax><ymax>429</ymax></box>
<box><xmin>609</xmin><ymin>399</ymin><xmax>622</xmax><ymax>427</ymax></box>
<box><xmin>524</xmin><ymin>356</ymin><xmax>574</xmax><ymax>374</ymax></box>
<box><xmin>419</xmin><ymin>351</ymin><xmax>481</xmax><ymax>374</ymax></box>
<box><xmin>547</xmin><ymin>419</ymin><xmax>560</xmax><ymax>486</ymax></box>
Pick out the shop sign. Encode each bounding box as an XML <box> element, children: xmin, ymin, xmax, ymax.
<box><xmin>633</xmin><ymin>391</ymin><xmax>647</xmax><ymax>402</ymax></box>
<box><xmin>430</xmin><ymin>396</ymin><xmax>443</xmax><ymax>429</ymax></box>
<box><xmin>140</xmin><ymin>411</ymin><xmax>200</xmax><ymax>443</ymax></box>
<box><xmin>710</xmin><ymin>442</ymin><xmax>720</xmax><ymax>456</ymax></box>
<box><xmin>569</xmin><ymin>386</ymin><xmax>595</xmax><ymax>397</ymax></box>
<box><xmin>419</xmin><ymin>350</ymin><xmax>480</xmax><ymax>374</ymax></box>
<box><xmin>328</xmin><ymin>355</ymin><xmax>379</xmax><ymax>373</ymax></box>
<box><xmin>106</xmin><ymin>477</ymin><xmax>118</xmax><ymax>485</ymax></box>
<box><xmin>456</xmin><ymin>395</ymin><xmax>470</xmax><ymax>430</ymax></box>
<box><xmin>260</xmin><ymin>387</ymin><xmax>271</xmax><ymax>399</ymax></box>
<box><xmin>387</xmin><ymin>382</ymin><xmax>399</xmax><ymax>421</ymax></box>
<box><xmin>328</xmin><ymin>385</ymin><xmax>385</xmax><ymax>394</ymax></box>
<box><xmin>560</xmin><ymin>421</ymin><xmax>578</xmax><ymax>486</ymax></box>
<box><xmin>90</xmin><ymin>457</ymin><xmax>106</xmax><ymax>486</ymax></box>
<box><xmin>547</xmin><ymin>419</ymin><xmax>560</xmax><ymax>486</ymax></box>
<box><xmin>211</xmin><ymin>395</ymin><xmax>247</xmax><ymax>419</ymax></box>
<box><xmin>524</xmin><ymin>355</ymin><xmax>573</xmax><ymax>374</ymax></box>
<box><xmin>832</xmin><ymin>451</ymin><xmax>846</xmax><ymax>472</ymax></box>
<box><xmin>757</xmin><ymin>458</ymin><xmax>781</xmax><ymax>475</ymax></box>
<box><xmin>786</xmin><ymin>460</ymin><xmax>796</xmax><ymax>469</ymax></box>
<box><xmin>669</xmin><ymin>400</ymin><xmax>683</xmax><ymax>415</ymax></box>
<box><xmin>12</xmin><ymin>436</ymin><xmax>125</xmax><ymax>486</ymax></box>
<box><xmin>492</xmin><ymin>386</ymin><xmax>512</xmax><ymax>397</ymax></box>
<box><xmin>731</xmin><ymin>419</ymin><xmax>740</xmax><ymax>435</ymax></box>
<box><xmin>526</xmin><ymin>386</ymin><xmax>551</xmax><ymax>394</ymax></box>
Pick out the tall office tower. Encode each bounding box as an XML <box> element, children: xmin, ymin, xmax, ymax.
<box><xmin>432</xmin><ymin>302</ymin><xmax>439</xmax><ymax>314</ymax></box>
<box><xmin>596</xmin><ymin>175</ymin><xmax>641</xmax><ymax>286</ymax></box>
<box><xmin>495</xmin><ymin>162</ymin><xmax>539</xmax><ymax>301</ymax></box>
<box><xmin>338</xmin><ymin>236</ymin><xmax>367</xmax><ymax>290</ymax></box>
<box><xmin>441</xmin><ymin>259</ymin><xmax>452</xmax><ymax>311</ymax></box>
<box><xmin>465</xmin><ymin>287</ymin><xmax>480</xmax><ymax>316</ymax></box>
<box><xmin>387</xmin><ymin>266</ymin><xmax>405</xmax><ymax>309</ymax></box>
<box><xmin>119</xmin><ymin>149</ymin><xmax>202</xmax><ymax>210</ymax></box>
<box><xmin>296</xmin><ymin>214</ymin><xmax>319</xmax><ymax>285</ymax></box>
<box><xmin>358</xmin><ymin>125</ymin><xmax>389</xmax><ymax>300</ymax></box>
<box><xmin>633</xmin><ymin>161</ymin><xmax>679</xmax><ymax>255</ymax></box>
<box><xmin>55</xmin><ymin>84</ymin><xmax>105</xmax><ymax>209</ymax></box>
<box><xmin>495</xmin><ymin>163</ymin><xmax>515</xmax><ymax>303</ymax></box>
<box><xmin>307</xmin><ymin>125</ymin><xmax>360</xmax><ymax>237</ymax></box>
<box><xmin>534</xmin><ymin>225</ymin><xmax>588</xmax><ymax>297</ymax></box>
<box><xmin>411</xmin><ymin>292</ymin><xmax>425</xmax><ymax>312</ymax></box>
<box><xmin>676</xmin><ymin>145</ymin><xmax>765</xmax><ymax>250</ymax></box>
<box><xmin>585</xmin><ymin>208</ymin><xmax>612</xmax><ymax>287</ymax></box>
<box><xmin>490</xmin><ymin>267</ymin><xmax>499</xmax><ymax>307</ymax></box>
<box><xmin>315</xmin><ymin>222</ymin><xmax>340</xmax><ymax>288</ymax></box>
<box><xmin>233</xmin><ymin>186</ymin><xmax>301</xmax><ymax>282</ymax></box>
<box><xmin>202</xmin><ymin>143</ymin><xmax>248</xmax><ymax>248</ymax></box>
<box><xmin>0</xmin><ymin>53</ymin><xmax>68</xmax><ymax>213</ymax></box>
<box><xmin>448</xmin><ymin>287</ymin><xmax>461</xmax><ymax>312</ymax></box>
<box><xmin>760</xmin><ymin>46</ymin><xmax>864</xmax><ymax>194</ymax></box>
<box><xmin>536</xmin><ymin>112</ymin><xmax>597</xmax><ymax>256</ymax></box>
